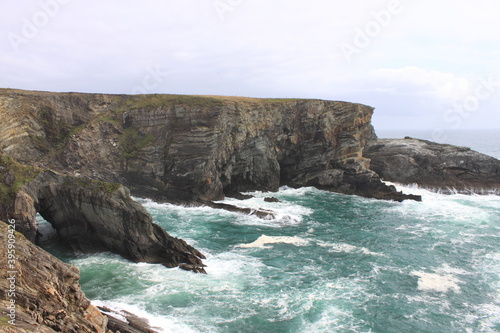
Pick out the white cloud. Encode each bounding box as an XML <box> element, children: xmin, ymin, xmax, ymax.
<box><xmin>372</xmin><ymin>67</ymin><xmax>471</xmax><ymax>101</ymax></box>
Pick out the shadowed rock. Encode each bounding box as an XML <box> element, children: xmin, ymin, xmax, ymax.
<box><xmin>0</xmin><ymin>89</ymin><xmax>419</xmax><ymax>202</ymax></box>
<box><xmin>0</xmin><ymin>158</ymin><xmax>206</xmax><ymax>273</ymax></box>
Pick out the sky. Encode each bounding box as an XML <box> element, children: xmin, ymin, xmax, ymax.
<box><xmin>1</xmin><ymin>0</ymin><xmax>499</xmax><ymax>133</ymax></box>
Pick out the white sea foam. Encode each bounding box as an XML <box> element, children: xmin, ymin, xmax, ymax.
<box><xmin>411</xmin><ymin>270</ymin><xmax>462</xmax><ymax>293</ymax></box>
<box><xmin>217</xmin><ymin>195</ymin><xmax>313</xmax><ymax>227</ymax></box>
<box><xmin>317</xmin><ymin>241</ymin><xmax>385</xmax><ymax>257</ymax></box>
<box><xmin>91</xmin><ymin>300</ymin><xmax>201</xmax><ymax>333</ymax></box>
<box><xmin>237</xmin><ymin>235</ymin><xmax>309</xmax><ymax>248</ymax></box>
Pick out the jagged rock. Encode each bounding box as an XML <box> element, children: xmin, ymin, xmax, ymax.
<box><xmin>0</xmin><ymin>89</ymin><xmax>418</xmax><ymax>202</ymax></box>
<box><xmin>0</xmin><ymin>156</ymin><xmax>206</xmax><ymax>273</ymax></box>
<box><xmin>0</xmin><ymin>221</ymin><xmax>108</xmax><ymax>332</ymax></box>
<box><xmin>98</xmin><ymin>306</ymin><xmax>159</xmax><ymax>333</ymax></box>
<box><xmin>264</xmin><ymin>197</ymin><xmax>280</xmax><ymax>203</ymax></box>
<box><xmin>364</xmin><ymin>138</ymin><xmax>500</xmax><ymax>194</ymax></box>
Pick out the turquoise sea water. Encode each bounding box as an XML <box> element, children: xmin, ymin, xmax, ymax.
<box><xmin>39</xmin><ymin>132</ymin><xmax>500</xmax><ymax>333</ymax></box>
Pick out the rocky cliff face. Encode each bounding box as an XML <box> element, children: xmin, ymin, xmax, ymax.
<box><xmin>364</xmin><ymin>137</ymin><xmax>500</xmax><ymax>194</ymax></box>
<box><xmin>0</xmin><ymin>89</ymin><xmax>417</xmax><ymax>202</ymax></box>
<box><xmin>0</xmin><ymin>155</ymin><xmax>206</xmax><ymax>273</ymax></box>
<box><xmin>0</xmin><ymin>222</ymin><xmax>108</xmax><ymax>332</ymax></box>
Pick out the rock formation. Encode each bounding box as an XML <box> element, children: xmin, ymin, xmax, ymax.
<box><xmin>0</xmin><ymin>221</ymin><xmax>108</xmax><ymax>332</ymax></box>
<box><xmin>0</xmin><ymin>155</ymin><xmax>206</xmax><ymax>273</ymax></box>
<box><xmin>364</xmin><ymin>137</ymin><xmax>500</xmax><ymax>194</ymax></box>
<box><xmin>0</xmin><ymin>89</ymin><xmax>418</xmax><ymax>202</ymax></box>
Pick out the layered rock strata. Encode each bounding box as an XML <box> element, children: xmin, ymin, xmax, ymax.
<box><xmin>364</xmin><ymin>137</ymin><xmax>500</xmax><ymax>194</ymax></box>
<box><xmin>0</xmin><ymin>155</ymin><xmax>206</xmax><ymax>273</ymax></box>
<box><xmin>0</xmin><ymin>222</ymin><xmax>108</xmax><ymax>332</ymax></box>
<box><xmin>0</xmin><ymin>89</ymin><xmax>418</xmax><ymax>202</ymax></box>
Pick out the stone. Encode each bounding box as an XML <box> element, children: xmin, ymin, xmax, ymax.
<box><xmin>0</xmin><ymin>163</ymin><xmax>206</xmax><ymax>273</ymax></box>
<box><xmin>0</xmin><ymin>89</ymin><xmax>419</xmax><ymax>203</ymax></box>
<box><xmin>0</xmin><ymin>222</ymin><xmax>108</xmax><ymax>332</ymax></box>
<box><xmin>364</xmin><ymin>138</ymin><xmax>500</xmax><ymax>195</ymax></box>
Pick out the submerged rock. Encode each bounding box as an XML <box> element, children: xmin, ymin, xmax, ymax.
<box><xmin>364</xmin><ymin>137</ymin><xmax>500</xmax><ymax>195</ymax></box>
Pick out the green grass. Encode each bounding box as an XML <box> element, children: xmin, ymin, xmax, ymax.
<box><xmin>0</xmin><ymin>155</ymin><xmax>41</xmax><ymax>202</ymax></box>
<box><xmin>113</xmin><ymin>94</ymin><xmax>226</xmax><ymax>114</ymax></box>
<box><xmin>73</xmin><ymin>177</ymin><xmax>121</xmax><ymax>195</ymax></box>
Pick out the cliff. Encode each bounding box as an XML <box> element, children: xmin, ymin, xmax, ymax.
<box><xmin>0</xmin><ymin>221</ymin><xmax>108</xmax><ymax>332</ymax></box>
<box><xmin>0</xmin><ymin>88</ymin><xmax>417</xmax><ymax>202</ymax></box>
<box><xmin>0</xmin><ymin>155</ymin><xmax>206</xmax><ymax>273</ymax></box>
<box><xmin>364</xmin><ymin>137</ymin><xmax>500</xmax><ymax>194</ymax></box>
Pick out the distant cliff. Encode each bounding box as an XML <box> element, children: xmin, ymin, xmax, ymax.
<box><xmin>365</xmin><ymin>137</ymin><xmax>500</xmax><ymax>194</ymax></box>
<box><xmin>0</xmin><ymin>89</ymin><xmax>417</xmax><ymax>202</ymax></box>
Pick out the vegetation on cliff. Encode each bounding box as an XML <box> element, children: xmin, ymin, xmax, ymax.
<box><xmin>0</xmin><ymin>155</ymin><xmax>40</xmax><ymax>202</ymax></box>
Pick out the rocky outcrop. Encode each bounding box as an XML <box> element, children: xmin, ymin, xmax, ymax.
<box><xmin>364</xmin><ymin>137</ymin><xmax>500</xmax><ymax>194</ymax></box>
<box><xmin>0</xmin><ymin>155</ymin><xmax>206</xmax><ymax>273</ymax></box>
<box><xmin>0</xmin><ymin>221</ymin><xmax>108</xmax><ymax>332</ymax></box>
<box><xmin>0</xmin><ymin>89</ymin><xmax>418</xmax><ymax>202</ymax></box>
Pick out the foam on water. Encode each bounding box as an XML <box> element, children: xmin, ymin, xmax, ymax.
<box><xmin>237</xmin><ymin>235</ymin><xmax>309</xmax><ymax>248</ymax></box>
<box><xmin>91</xmin><ymin>300</ymin><xmax>200</xmax><ymax>333</ymax></box>
<box><xmin>317</xmin><ymin>241</ymin><xmax>385</xmax><ymax>257</ymax></box>
<box><xmin>217</xmin><ymin>192</ymin><xmax>313</xmax><ymax>227</ymax></box>
<box><xmin>411</xmin><ymin>271</ymin><xmax>462</xmax><ymax>293</ymax></box>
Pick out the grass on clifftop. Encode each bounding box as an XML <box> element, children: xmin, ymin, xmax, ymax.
<box><xmin>112</xmin><ymin>94</ymin><xmax>306</xmax><ymax>113</ymax></box>
<box><xmin>114</xmin><ymin>94</ymin><xmax>226</xmax><ymax>113</ymax></box>
<box><xmin>0</xmin><ymin>155</ymin><xmax>40</xmax><ymax>202</ymax></box>
<box><xmin>72</xmin><ymin>177</ymin><xmax>121</xmax><ymax>195</ymax></box>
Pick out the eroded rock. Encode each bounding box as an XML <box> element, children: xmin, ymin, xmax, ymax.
<box><xmin>364</xmin><ymin>137</ymin><xmax>500</xmax><ymax>194</ymax></box>
<box><xmin>0</xmin><ymin>222</ymin><xmax>108</xmax><ymax>332</ymax></box>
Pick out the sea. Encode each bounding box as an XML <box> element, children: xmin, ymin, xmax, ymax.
<box><xmin>38</xmin><ymin>129</ymin><xmax>500</xmax><ymax>333</ymax></box>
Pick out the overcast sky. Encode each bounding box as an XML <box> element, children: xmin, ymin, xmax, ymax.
<box><xmin>1</xmin><ymin>0</ymin><xmax>499</xmax><ymax>132</ymax></box>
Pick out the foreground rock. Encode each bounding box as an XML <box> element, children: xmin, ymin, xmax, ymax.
<box><xmin>0</xmin><ymin>89</ymin><xmax>418</xmax><ymax>202</ymax></box>
<box><xmin>0</xmin><ymin>155</ymin><xmax>206</xmax><ymax>273</ymax></box>
<box><xmin>98</xmin><ymin>306</ymin><xmax>159</xmax><ymax>333</ymax></box>
<box><xmin>364</xmin><ymin>138</ymin><xmax>500</xmax><ymax>194</ymax></box>
<box><xmin>0</xmin><ymin>222</ymin><xmax>108</xmax><ymax>332</ymax></box>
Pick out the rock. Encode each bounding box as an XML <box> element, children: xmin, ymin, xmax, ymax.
<box><xmin>98</xmin><ymin>306</ymin><xmax>159</xmax><ymax>333</ymax></box>
<box><xmin>201</xmin><ymin>200</ymin><xmax>276</xmax><ymax>219</ymax></box>
<box><xmin>364</xmin><ymin>138</ymin><xmax>500</xmax><ymax>194</ymax></box>
<box><xmin>0</xmin><ymin>89</ymin><xmax>418</xmax><ymax>203</ymax></box>
<box><xmin>0</xmin><ymin>221</ymin><xmax>108</xmax><ymax>332</ymax></box>
<box><xmin>0</xmin><ymin>158</ymin><xmax>206</xmax><ymax>273</ymax></box>
<box><xmin>264</xmin><ymin>197</ymin><xmax>280</xmax><ymax>202</ymax></box>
